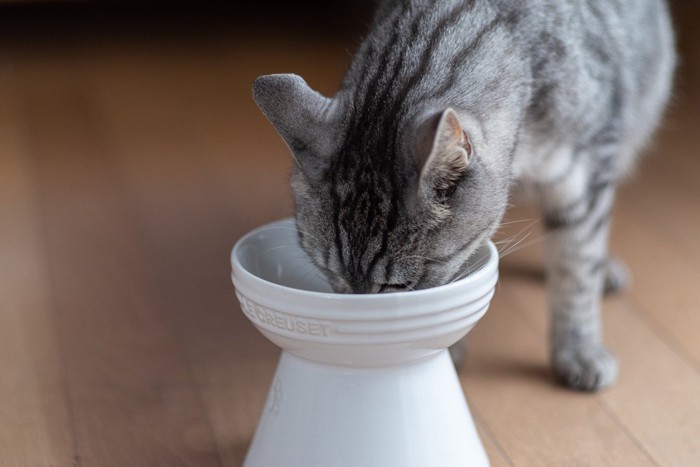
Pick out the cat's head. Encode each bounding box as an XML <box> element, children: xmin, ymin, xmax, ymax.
<box><xmin>253</xmin><ymin>74</ymin><xmax>508</xmax><ymax>293</ymax></box>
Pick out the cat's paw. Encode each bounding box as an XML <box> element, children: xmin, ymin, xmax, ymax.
<box><xmin>552</xmin><ymin>344</ymin><xmax>618</xmax><ymax>391</ymax></box>
<box><xmin>604</xmin><ymin>256</ymin><xmax>630</xmax><ymax>295</ymax></box>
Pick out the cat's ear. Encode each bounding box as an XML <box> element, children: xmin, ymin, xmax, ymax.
<box><xmin>418</xmin><ymin>108</ymin><xmax>473</xmax><ymax>199</ymax></box>
<box><xmin>253</xmin><ymin>74</ymin><xmax>336</xmax><ymax>176</ymax></box>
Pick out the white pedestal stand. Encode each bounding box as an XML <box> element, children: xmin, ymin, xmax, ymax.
<box><xmin>232</xmin><ymin>219</ymin><xmax>498</xmax><ymax>467</ymax></box>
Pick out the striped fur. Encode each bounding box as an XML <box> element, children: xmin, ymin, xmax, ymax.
<box><xmin>253</xmin><ymin>0</ymin><xmax>675</xmax><ymax>390</ymax></box>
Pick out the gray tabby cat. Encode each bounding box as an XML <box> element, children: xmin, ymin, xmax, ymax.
<box><xmin>252</xmin><ymin>0</ymin><xmax>675</xmax><ymax>391</ymax></box>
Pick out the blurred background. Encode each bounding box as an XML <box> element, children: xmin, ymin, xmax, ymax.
<box><xmin>1</xmin><ymin>1</ymin><xmax>699</xmax><ymax>466</ymax></box>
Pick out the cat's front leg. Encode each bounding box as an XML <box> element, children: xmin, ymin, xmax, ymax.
<box><xmin>538</xmin><ymin>164</ymin><xmax>619</xmax><ymax>392</ymax></box>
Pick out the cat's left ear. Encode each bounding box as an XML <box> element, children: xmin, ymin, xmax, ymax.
<box><xmin>418</xmin><ymin>108</ymin><xmax>473</xmax><ymax>199</ymax></box>
<box><xmin>253</xmin><ymin>74</ymin><xmax>337</xmax><ymax>177</ymax></box>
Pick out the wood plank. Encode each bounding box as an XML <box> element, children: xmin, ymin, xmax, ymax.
<box><xmin>642</xmin><ymin>105</ymin><xmax>700</xmax><ymax>195</ymax></box>
<box><xmin>0</xmin><ymin>79</ymin><xmax>76</xmax><ymax>466</ymax></box>
<box><xmin>87</xmin><ymin>48</ymin><xmax>281</xmax><ymax>467</ymax></box>
<box><xmin>494</xmin><ymin>202</ymin><xmax>700</xmax><ymax>466</ymax></box>
<box><xmin>23</xmin><ymin>79</ymin><xmax>223</xmax><ymax>465</ymax></box>
<box><xmin>610</xmin><ymin>199</ymin><xmax>700</xmax><ymax>366</ymax></box>
<box><xmin>618</xmin><ymin>174</ymin><xmax>700</xmax><ymax>263</ymax></box>
<box><xmin>472</xmin><ymin>411</ymin><xmax>515</xmax><ymax>467</ymax></box>
<box><xmin>617</xmin><ymin>111</ymin><xmax>700</xmax><ymax>265</ymax></box>
<box><xmin>462</xmin><ymin>292</ymin><xmax>655</xmax><ymax>467</ymax></box>
<box><xmin>602</xmin><ymin>298</ymin><xmax>700</xmax><ymax>466</ymax></box>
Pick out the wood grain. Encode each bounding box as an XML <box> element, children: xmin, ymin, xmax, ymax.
<box><xmin>0</xmin><ymin>78</ymin><xmax>76</xmax><ymax>467</ymax></box>
<box><xmin>491</xmin><ymin>201</ymin><xmax>700</xmax><ymax>466</ymax></box>
<box><xmin>20</xmin><ymin>76</ymin><xmax>223</xmax><ymax>466</ymax></box>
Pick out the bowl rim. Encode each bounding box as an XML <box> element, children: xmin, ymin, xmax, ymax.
<box><xmin>231</xmin><ymin>218</ymin><xmax>499</xmax><ymax>305</ymax></box>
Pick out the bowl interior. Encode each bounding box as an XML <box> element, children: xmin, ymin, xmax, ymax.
<box><xmin>233</xmin><ymin>219</ymin><xmax>492</xmax><ymax>295</ymax></box>
<box><xmin>235</xmin><ymin>220</ymin><xmax>333</xmax><ymax>293</ymax></box>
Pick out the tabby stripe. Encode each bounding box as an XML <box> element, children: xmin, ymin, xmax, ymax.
<box><xmin>352</xmin><ymin>2</ymin><xmax>409</xmax><ymax>111</ymax></box>
<box><xmin>590</xmin><ymin>259</ymin><xmax>607</xmax><ymax>276</ymax></box>
<box><xmin>384</xmin><ymin>258</ymin><xmax>395</xmax><ymax>284</ymax></box>
<box><xmin>390</xmin><ymin>0</ymin><xmax>480</xmax><ymax>132</ymax></box>
<box><xmin>345</xmin><ymin>0</ymin><xmax>470</xmax><ymax>166</ymax></box>
<box><xmin>556</xmin><ymin>254</ymin><xmax>606</xmax><ymax>280</ymax></box>
<box><xmin>543</xmin><ymin>150</ymin><xmax>582</xmax><ymax>186</ymax></box>
<box><xmin>543</xmin><ymin>180</ymin><xmax>613</xmax><ymax>231</ymax></box>
<box><xmin>584</xmin><ymin>1</ymin><xmax>614</xmax><ymax>63</ymax></box>
<box><xmin>357</xmin><ymin>0</ymin><xmax>436</xmax><ymax>152</ymax></box>
<box><xmin>360</xmin><ymin>1</ymin><xmax>422</xmax><ymax>108</ymax></box>
<box><xmin>447</xmin><ymin>258</ymin><xmax>473</xmax><ymax>284</ymax></box>
<box><xmin>371</xmin><ymin>0</ymin><xmax>482</xmax><ymax>282</ymax></box>
<box><xmin>545</xmin><ymin>144</ymin><xmax>616</xmax><ymax>189</ymax></box>
<box><xmin>331</xmin><ymin>188</ymin><xmax>345</xmax><ymax>266</ymax></box>
<box><xmin>583</xmin><ymin>206</ymin><xmax>613</xmax><ymax>240</ymax></box>
<box><xmin>363</xmin><ymin>9</ymin><xmax>435</xmax><ymax>277</ymax></box>
<box><xmin>414</xmin><ymin>264</ymin><xmax>431</xmax><ymax>287</ymax></box>
<box><xmin>432</xmin><ymin>232</ymin><xmax>481</xmax><ymax>263</ymax></box>
<box><xmin>350</xmin><ymin>3</ymin><xmax>445</xmax><ymax>279</ymax></box>
<box><xmin>554</xmin><ymin>266</ymin><xmax>588</xmax><ymax>294</ymax></box>
<box><xmin>323</xmin><ymin>244</ymin><xmax>332</xmax><ymax>270</ymax></box>
<box><xmin>588</xmin><ymin>122</ymin><xmax>622</xmax><ymax>149</ymax></box>
<box><xmin>429</xmin><ymin>13</ymin><xmax>504</xmax><ymax>99</ymax></box>
<box><xmin>340</xmin><ymin>3</ymin><xmax>408</xmax><ymax>173</ymax></box>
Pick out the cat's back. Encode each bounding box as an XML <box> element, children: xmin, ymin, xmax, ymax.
<box><xmin>341</xmin><ymin>0</ymin><xmax>673</xmax><ymax>178</ymax></box>
<box><xmin>518</xmin><ymin>0</ymin><xmax>675</xmax><ymax>167</ymax></box>
<box><xmin>350</xmin><ymin>0</ymin><xmax>673</xmax><ymax>115</ymax></box>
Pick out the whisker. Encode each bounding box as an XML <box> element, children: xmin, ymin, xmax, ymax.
<box><xmin>449</xmin><ymin>269</ymin><xmax>469</xmax><ymax>285</ymax></box>
<box><xmin>498</xmin><ymin>231</ymin><xmax>532</xmax><ymax>258</ymax></box>
<box><xmin>493</xmin><ymin>218</ymin><xmax>540</xmax><ymax>259</ymax></box>
<box><xmin>497</xmin><ymin>217</ymin><xmax>539</xmax><ymax>227</ymax></box>
<box><xmin>449</xmin><ymin>256</ymin><xmax>480</xmax><ymax>285</ymax></box>
<box><xmin>496</xmin><ymin>218</ymin><xmax>539</xmax><ymax>241</ymax></box>
<box><xmin>498</xmin><ymin>231</ymin><xmax>552</xmax><ymax>258</ymax></box>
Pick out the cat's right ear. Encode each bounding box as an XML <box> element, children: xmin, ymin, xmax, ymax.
<box><xmin>253</xmin><ymin>74</ymin><xmax>336</xmax><ymax>177</ymax></box>
<box><xmin>418</xmin><ymin>108</ymin><xmax>473</xmax><ymax>197</ymax></box>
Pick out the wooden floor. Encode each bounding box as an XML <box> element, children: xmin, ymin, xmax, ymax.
<box><xmin>1</xmin><ymin>4</ymin><xmax>699</xmax><ymax>466</ymax></box>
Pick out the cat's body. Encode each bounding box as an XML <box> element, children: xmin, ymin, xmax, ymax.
<box><xmin>253</xmin><ymin>0</ymin><xmax>675</xmax><ymax>391</ymax></box>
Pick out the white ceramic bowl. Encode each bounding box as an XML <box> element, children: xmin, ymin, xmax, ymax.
<box><xmin>231</xmin><ymin>218</ymin><xmax>498</xmax><ymax>467</ymax></box>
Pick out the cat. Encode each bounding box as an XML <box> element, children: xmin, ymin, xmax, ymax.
<box><xmin>252</xmin><ymin>0</ymin><xmax>675</xmax><ymax>391</ymax></box>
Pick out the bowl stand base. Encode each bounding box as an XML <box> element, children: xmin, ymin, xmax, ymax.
<box><xmin>244</xmin><ymin>350</ymin><xmax>490</xmax><ymax>467</ymax></box>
